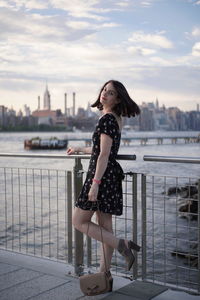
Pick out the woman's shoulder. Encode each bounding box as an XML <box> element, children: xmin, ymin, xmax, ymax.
<box><xmin>99</xmin><ymin>113</ymin><xmax>119</xmax><ymax>122</ymax></box>
<box><xmin>99</xmin><ymin>113</ymin><xmax>122</xmax><ymax>131</ymax></box>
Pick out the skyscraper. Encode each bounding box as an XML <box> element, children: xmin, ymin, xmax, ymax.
<box><xmin>43</xmin><ymin>84</ymin><xmax>51</xmax><ymax>110</ymax></box>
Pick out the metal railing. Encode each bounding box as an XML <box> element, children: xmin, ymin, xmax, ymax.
<box><xmin>0</xmin><ymin>153</ymin><xmax>199</xmax><ymax>294</ymax></box>
<box><xmin>144</xmin><ymin>155</ymin><xmax>200</xmax><ymax>164</ymax></box>
<box><xmin>141</xmin><ymin>173</ymin><xmax>199</xmax><ymax>293</ymax></box>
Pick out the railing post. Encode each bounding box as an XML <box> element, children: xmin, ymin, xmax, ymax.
<box><xmin>198</xmin><ymin>179</ymin><xmax>200</xmax><ymax>293</ymax></box>
<box><xmin>132</xmin><ymin>173</ymin><xmax>138</xmax><ymax>279</ymax></box>
<box><xmin>141</xmin><ymin>174</ymin><xmax>147</xmax><ymax>280</ymax></box>
<box><xmin>87</xmin><ymin>236</ymin><xmax>92</xmax><ymax>267</ymax></box>
<box><xmin>73</xmin><ymin>157</ymin><xmax>84</xmax><ymax>275</ymax></box>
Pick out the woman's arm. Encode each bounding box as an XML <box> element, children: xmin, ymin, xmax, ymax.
<box><xmin>67</xmin><ymin>146</ymin><xmax>92</xmax><ymax>155</ymax></box>
<box><xmin>88</xmin><ymin>133</ymin><xmax>112</xmax><ymax>201</ymax></box>
<box><xmin>93</xmin><ymin>134</ymin><xmax>112</xmax><ymax>180</ymax></box>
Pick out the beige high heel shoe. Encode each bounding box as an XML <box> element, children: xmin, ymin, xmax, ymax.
<box><xmin>117</xmin><ymin>239</ymin><xmax>141</xmax><ymax>270</ymax></box>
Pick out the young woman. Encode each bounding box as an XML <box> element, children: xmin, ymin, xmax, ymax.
<box><xmin>67</xmin><ymin>80</ymin><xmax>140</xmax><ymax>291</ymax></box>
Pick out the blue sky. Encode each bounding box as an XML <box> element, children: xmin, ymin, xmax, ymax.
<box><xmin>0</xmin><ymin>0</ymin><xmax>200</xmax><ymax>113</ymax></box>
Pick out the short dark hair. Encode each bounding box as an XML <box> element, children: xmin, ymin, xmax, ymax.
<box><xmin>91</xmin><ymin>80</ymin><xmax>140</xmax><ymax>117</ymax></box>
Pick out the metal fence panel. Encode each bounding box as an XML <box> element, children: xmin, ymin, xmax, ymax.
<box><xmin>0</xmin><ymin>162</ymin><xmax>199</xmax><ymax>294</ymax></box>
<box><xmin>141</xmin><ymin>173</ymin><xmax>199</xmax><ymax>293</ymax></box>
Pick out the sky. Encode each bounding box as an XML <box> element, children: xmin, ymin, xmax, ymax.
<box><xmin>0</xmin><ymin>0</ymin><xmax>200</xmax><ymax>113</ymax></box>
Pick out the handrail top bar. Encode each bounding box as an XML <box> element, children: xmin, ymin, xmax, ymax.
<box><xmin>143</xmin><ymin>155</ymin><xmax>200</xmax><ymax>164</ymax></box>
<box><xmin>0</xmin><ymin>153</ymin><xmax>136</xmax><ymax>161</ymax></box>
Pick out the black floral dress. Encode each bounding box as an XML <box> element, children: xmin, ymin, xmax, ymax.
<box><xmin>75</xmin><ymin>113</ymin><xmax>124</xmax><ymax>216</ymax></box>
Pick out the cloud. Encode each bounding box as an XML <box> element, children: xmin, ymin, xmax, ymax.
<box><xmin>0</xmin><ymin>0</ymin><xmax>14</xmax><ymax>9</ymax></box>
<box><xmin>0</xmin><ymin>0</ymin><xmax>108</xmax><ymax>20</ymax></box>
<box><xmin>191</xmin><ymin>26</ymin><xmax>200</xmax><ymax>37</ymax></box>
<box><xmin>0</xmin><ymin>0</ymin><xmax>49</xmax><ymax>10</ymax></box>
<box><xmin>0</xmin><ymin>0</ymin><xmax>199</xmax><ymax>112</ymax></box>
<box><xmin>49</xmin><ymin>0</ymin><xmax>107</xmax><ymax>20</ymax></box>
<box><xmin>0</xmin><ymin>8</ymin><xmax>95</xmax><ymax>44</ymax></box>
<box><xmin>101</xmin><ymin>22</ymin><xmax>121</xmax><ymax>28</ymax></box>
<box><xmin>150</xmin><ymin>56</ymin><xmax>172</xmax><ymax>66</ymax></box>
<box><xmin>67</xmin><ymin>21</ymin><xmax>91</xmax><ymax>30</ymax></box>
<box><xmin>67</xmin><ymin>20</ymin><xmax>120</xmax><ymax>30</ymax></box>
<box><xmin>18</xmin><ymin>0</ymin><xmax>49</xmax><ymax>10</ymax></box>
<box><xmin>116</xmin><ymin>1</ymin><xmax>130</xmax><ymax>7</ymax></box>
<box><xmin>127</xmin><ymin>46</ymin><xmax>156</xmax><ymax>56</ymax></box>
<box><xmin>128</xmin><ymin>31</ymin><xmax>173</xmax><ymax>49</ymax></box>
<box><xmin>192</xmin><ymin>42</ymin><xmax>200</xmax><ymax>56</ymax></box>
<box><xmin>140</xmin><ymin>1</ymin><xmax>153</xmax><ymax>7</ymax></box>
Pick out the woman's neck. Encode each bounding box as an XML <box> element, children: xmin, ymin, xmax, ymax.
<box><xmin>103</xmin><ymin>108</ymin><xmax>115</xmax><ymax>115</ymax></box>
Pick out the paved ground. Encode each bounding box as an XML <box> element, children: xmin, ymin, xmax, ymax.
<box><xmin>0</xmin><ymin>249</ymin><xmax>199</xmax><ymax>300</ymax></box>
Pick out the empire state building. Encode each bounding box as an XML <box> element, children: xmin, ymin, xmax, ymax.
<box><xmin>43</xmin><ymin>84</ymin><xmax>51</xmax><ymax>110</ymax></box>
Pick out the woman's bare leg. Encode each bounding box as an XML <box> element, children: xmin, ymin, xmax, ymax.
<box><xmin>72</xmin><ymin>207</ymin><xmax>119</xmax><ymax>249</ymax></box>
<box><xmin>96</xmin><ymin>211</ymin><xmax>114</xmax><ymax>272</ymax></box>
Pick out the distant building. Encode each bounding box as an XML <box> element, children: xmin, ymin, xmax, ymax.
<box><xmin>32</xmin><ymin>85</ymin><xmax>68</xmax><ymax>126</ymax></box>
<box><xmin>187</xmin><ymin>111</ymin><xmax>200</xmax><ymax>130</ymax></box>
<box><xmin>154</xmin><ymin>105</ymin><xmax>169</xmax><ymax>130</ymax></box>
<box><xmin>139</xmin><ymin>103</ymin><xmax>154</xmax><ymax>131</ymax></box>
<box><xmin>17</xmin><ymin>110</ymin><xmax>23</xmax><ymax>118</ymax></box>
<box><xmin>43</xmin><ymin>84</ymin><xmax>51</xmax><ymax>110</ymax></box>
<box><xmin>0</xmin><ymin>105</ymin><xmax>7</xmax><ymax>127</ymax></box>
<box><xmin>32</xmin><ymin>109</ymin><xmax>56</xmax><ymax>125</ymax></box>
<box><xmin>24</xmin><ymin>105</ymin><xmax>31</xmax><ymax>117</ymax></box>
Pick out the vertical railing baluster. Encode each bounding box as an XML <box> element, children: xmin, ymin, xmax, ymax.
<box><xmin>48</xmin><ymin>170</ymin><xmax>51</xmax><ymax>258</ymax></box>
<box><xmin>132</xmin><ymin>173</ymin><xmax>138</xmax><ymax>279</ymax></box>
<box><xmin>4</xmin><ymin>168</ymin><xmax>7</xmax><ymax>250</ymax></box>
<box><xmin>33</xmin><ymin>169</ymin><xmax>36</xmax><ymax>256</ymax></box>
<box><xmin>87</xmin><ymin>235</ymin><xmax>92</xmax><ymax>268</ymax></box>
<box><xmin>152</xmin><ymin>175</ymin><xmax>155</xmax><ymax>282</ymax></box>
<box><xmin>125</xmin><ymin>174</ymin><xmax>128</xmax><ymax>240</ymax></box>
<box><xmin>175</xmin><ymin>176</ymin><xmax>178</xmax><ymax>288</ymax></box>
<box><xmin>198</xmin><ymin>178</ymin><xmax>200</xmax><ymax>293</ymax></box>
<box><xmin>18</xmin><ymin>168</ymin><xmax>21</xmax><ymax>252</ymax></box>
<box><xmin>67</xmin><ymin>171</ymin><xmax>73</xmax><ymax>264</ymax></box>
<box><xmin>56</xmin><ymin>170</ymin><xmax>59</xmax><ymax>260</ymax></box>
<box><xmin>163</xmin><ymin>176</ymin><xmax>166</xmax><ymax>285</ymax></box>
<box><xmin>73</xmin><ymin>157</ymin><xmax>83</xmax><ymax>275</ymax></box>
<box><xmin>11</xmin><ymin>168</ymin><xmax>14</xmax><ymax>251</ymax></box>
<box><xmin>188</xmin><ymin>177</ymin><xmax>191</xmax><ymax>290</ymax></box>
<box><xmin>25</xmin><ymin>168</ymin><xmax>28</xmax><ymax>254</ymax></box>
<box><xmin>40</xmin><ymin>169</ymin><xmax>43</xmax><ymax>257</ymax></box>
<box><xmin>141</xmin><ymin>173</ymin><xmax>147</xmax><ymax>280</ymax></box>
<box><xmin>64</xmin><ymin>170</ymin><xmax>67</xmax><ymax>262</ymax></box>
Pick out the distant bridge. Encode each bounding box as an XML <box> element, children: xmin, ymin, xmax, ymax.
<box><xmin>67</xmin><ymin>134</ymin><xmax>200</xmax><ymax>146</ymax></box>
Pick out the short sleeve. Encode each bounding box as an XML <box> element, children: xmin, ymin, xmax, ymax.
<box><xmin>98</xmin><ymin>114</ymin><xmax>118</xmax><ymax>140</ymax></box>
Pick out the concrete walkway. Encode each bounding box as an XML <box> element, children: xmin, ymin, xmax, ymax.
<box><xmin>0</xmin><ymin>249</ymin><xmax>198</xmax><ymax>300</ymax></box>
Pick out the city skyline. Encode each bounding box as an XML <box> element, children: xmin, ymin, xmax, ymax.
<box><xmin>0</xmin><ymin>0</ymin><xmax>200</xmax><ymax>112</ymax></box>
<box><xmin>1</xmin><ymin>83</ymin><xmax>199</xmax><ymax>115</ymax></box>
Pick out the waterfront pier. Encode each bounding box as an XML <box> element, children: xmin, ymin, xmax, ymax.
<box><xmin>0</xmin><ymin>153</ymin><xmax>199</xmax><ymax>299</ymax></box>
<box><xmin>66</xmin><ymin>134</ymin><xmax>200</xmax><ymax>147</ymax></box>
<box><xmin>0</xmin><ymin>249</ymin><xmax>198</xmax><ymax>300</ymax></box>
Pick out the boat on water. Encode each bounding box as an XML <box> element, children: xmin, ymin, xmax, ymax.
<box><xmin>24</xmin><ymin>137</ymin><xmax>68</xmax><ymax>150</ymax></box>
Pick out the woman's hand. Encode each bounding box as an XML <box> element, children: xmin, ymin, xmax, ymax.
<box><xmin>66</xmin><ymin>147</ymin><xmax>79</xmax><ymax>155</ymax></box>
<box><xmin>88</xmin><ymin>182</ymin><xmax>99</xmax><ymax>202</ymax></box>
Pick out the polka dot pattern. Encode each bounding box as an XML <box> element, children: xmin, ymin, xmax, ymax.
<box><xmin>75</xmin><ymin>113</ymin><xmax>124</xmax><ymax>216</ymax></box>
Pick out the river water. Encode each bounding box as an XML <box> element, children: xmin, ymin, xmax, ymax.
<box><xmin>0</xmin><ymin>130</ymin><xmax>199</xmax><ymax>176</ymax></box>
<box><xmin>0</xmin><ymin>131</ymin><xmax>199</xmax><ymax>290</ymax></box>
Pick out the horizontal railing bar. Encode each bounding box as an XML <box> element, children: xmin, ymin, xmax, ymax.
<box><xmin>143</xmin><ymin>155</ymin><xmax>200</xmax><ymax>164</ymax></box>
<box><xmin>0</xmin><ymin>153</ymin><xmax>136</xmax><ymax>160</ymax></box>
<box><xmin>67</xmin><ymin>135</ymin><xmax>200</xmax><ymax>141</ymax></box>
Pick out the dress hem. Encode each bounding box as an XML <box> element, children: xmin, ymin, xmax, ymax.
<box><xmin>75</xmin><ymin>203</ymin><xmax>122</xmax><ymax>216</ymax></box>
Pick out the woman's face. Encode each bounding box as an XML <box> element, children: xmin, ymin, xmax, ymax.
<box><xmin>100</xmin><ymin>82</ymin><xmax>119</xmax><ymax>110</ymax></box>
